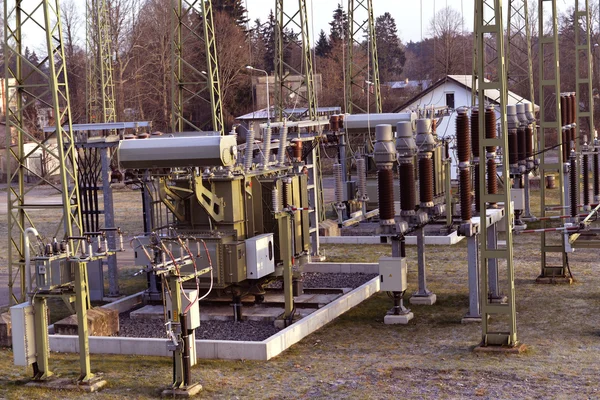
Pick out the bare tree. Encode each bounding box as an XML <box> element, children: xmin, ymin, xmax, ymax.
<box><xmin>429</xmin><ymin>6</ymin><xmax>466</xmax><ymax>80</ymax></box>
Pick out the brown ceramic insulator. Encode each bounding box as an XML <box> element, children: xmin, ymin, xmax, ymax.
<box><xmin>378</xmin><ymin>169</ymin><xmax>395</xmax><ymax>220</ymax></box>
<box><xmin>419</xmin><ymin>157</ymin><xmax>434</xmax><ymax>204</ymax></box>
<box><xmin>456</xmin><ymin>111</ymin><xmax>471</xmax><ymax>163</ymax></box>
<box><xmin>595</xmin><ymin>151</ymin><xmax>600</xmax><ymax>199</ymax></box>
<box><xmin>517</xmin><ymin>127</ymin><xmax>527</xmax><ymax>162</ymax></box>
<box><xmin>570</xmin><ymin>126</ymin><xmax>576</xmax><ymax>149</ymax></box>
<box><xmin>399</xmin><ymin>163</ymin><xmax>416</xmax><ymax>212</ymax></box>
<box><xmin>583</xmin><ymin>154</ymin><xmax>590</xmax><ymax>207</ymax></box>
<box><xmin>460</xmin><ymin>169</ymin><xmax>472</xmax><ymax>221</ymax></box>
<box><xmin>569</xmin><ymin>93</ymin><xmax>576</xmax><ymax>124</ymax></box>
<box><xmin>293</xmin><ymin>140</ymin><xmax>303</xmax><ymax>161</ymax></box>
<box><xmin>560</xmin><ymin>95</ymin><xmax>568</xmax><ymax>127</ymax></box>
<box><xmin>485</xmin><ymin>108</ymin><xmax>496</xmax><ymax>153</ymax></box>
<box><xmin>338</xmin><ymin>114</ymin><xmax>344</xmax><ymax>129</ymax></box>
<box><xmin>570</xmin><ymin>155</ymin><xmax>578</xmax><ymax>217</ymax></box>
<box><xmin>471</xmin><ymin>109</ymin><xmax>480</xmax><ymax>158</ymax></box>
<box><xmin>474</xmin><ymin>167</ymin><xmax>481</xmax><ymax>213</ymax></box>
<box><xmin>508</xmin><ymin>129</ymin><xmax>518</xmax><ymax>165</ymax></box>
<box><xmin>487</xmin><ymin>158</ymin><xmax>498</xmax><ymax>198</ymax></box>
<box><xmin>526</xmin><ymin>126</ymin><xmax>534</xmax><ymax>158</ymax></box>
<box><xmin>329</xmin><ymin>115</ymin><xmax>339</xmax><ymax>131</ymax></box>
<box><xmin>562</xmin><ymin>129</ymin><xmax>569</xmax><ymax>163</ymax></box>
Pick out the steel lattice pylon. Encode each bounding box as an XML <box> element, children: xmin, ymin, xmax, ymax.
<box><xmin>345</xmin><ymin>0</ymin><xmax>381</xmax><ymax>115</ymax></box>
<box><xmin>474</xmin><ymin>0</ymin><xmax>519</xmax><ymax>347</ymax></box>
<box><xmin>86</xmin><ymin>0</ymin><xmax>116</xmax><ymax>124</ymax></box>
<box><xmin>5</xmin><ymin>0</ymin><xmax>83</xmax><ymax>305</ymax></box>
<box><xmin>171</xmin><ymin>0</ymin><xmax>224</xmax><ymax>134</ymax></box>
<box><xmin>274</xmin><ymin>0</ymin><xmax>317</xmax><ymax>122</ymax></box>
<box><xmin>537</xmin><ymin>0</ymin><xmax>568</xmax><ymax>279</ymax></box>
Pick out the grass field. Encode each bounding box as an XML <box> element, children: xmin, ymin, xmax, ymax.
<box><xmin>1</xmin><ymin>185</ymin><xmax>600</xmax><ymax>398</ymax></box>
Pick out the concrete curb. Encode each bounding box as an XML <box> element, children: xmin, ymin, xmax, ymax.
<box><xmin>48</xmin><ymin>269</ymin><xmax>381</xmax><ymax>361</ymax></box>
<box><xmin>319</xmin><ymin>231</ymin><xmax>464</xmax><ymax>246</ymax></box>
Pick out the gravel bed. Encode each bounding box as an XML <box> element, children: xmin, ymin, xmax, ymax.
<box><xmin>117</xmin><ymin>309</ymin><xmax>280</xmax><ymax>341</ymax></box>
<box><xmin>116</xmin><ymin>272</ymin><xmax>375</xmax><ymax>341</ymax></box>
<box><xmin>267</xmin><ymin>272</ymin><xmax>378</xmax><ymax>290</ymax></box>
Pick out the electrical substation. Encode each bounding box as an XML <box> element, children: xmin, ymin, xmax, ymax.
<box><xmin>2</xmin><ymin>0</ymin><xmax>600</xmax><ymax>397</ymax></box>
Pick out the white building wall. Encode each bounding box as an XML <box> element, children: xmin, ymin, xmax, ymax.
<box><xmin>400</xmin><ymin>81</ymin><xmax>501</xmax><ymax>180</ymax></box>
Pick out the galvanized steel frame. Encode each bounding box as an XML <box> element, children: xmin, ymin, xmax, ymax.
<box><xmin>5</xmin><ymin>0</ymin><xmax>83</xmax><ymax>305</ymax></box>
<box><xmin>274</xmin><ymin>0</ymin><xmax>317</xmax><ymax>122</ymax></box>
<box><xmin>171</xmin><ymin>0</ymin><xmax>224</xmax><ymax>134</ymax></box>
<box><xmin>86</xmin><ymin>0</ymin><xmax>116</xmax><ymax>124</ymax></box>
<box><xmin>537</xmin><ymin>0</ymin><xmax>567</xmax><ymax>277</ymax></box>
<box><xmin>475</xmin><ymin>0</ymin><xmax>519</xmax><ymax>347</ymax></box>
<box><xmin>345</xmin><ymin>0</ymin><xmax>381</xmax><ymax>115</ymax></box>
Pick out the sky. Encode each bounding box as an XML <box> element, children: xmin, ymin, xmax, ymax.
<box><xmin>246</xmin><ymin>0</ymin><xmax>476</xmax><ymax>44</ymax></box>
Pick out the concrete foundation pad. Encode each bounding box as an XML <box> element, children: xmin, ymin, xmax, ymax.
<box><xmin>0</xmin><ymin>312</ymin><xmax>12</xmax><ymax>347</ymax></box>
<box><xmin>130</xmin><ymin>305</ymin><xmax>165</xmax><ymax>320</ymax></box>
<box><xmin>26</xmin><ymin>376</ymin><xmax>107</xmax><ymax>393</ymax></box>
<box><xmin>102</xmin><ymin>296</ymin><xmax>125</xmax><ymax>303</ymax></box>
<box><xmin>535</xmin><ymin>276</ymin><xmax>573</xmax><ymax>284</ymax></box>
<box><xmin>409</xmin><ymin>293</ymin><xmax>437</xmax><ymax>305</ymax></box>
<box><xmin>161</xmin><ymin>383</ymin><xmax>202</xmax><ymax>398</ymax></box>
<box><xmin>473</xmin><ymin>343</ymin><xmax>527</xmax><ymax>354</ymax></box>
<box><xmin>54</xmin><ymin>308</ymin><xmax>119</xmax><ymax>336</ymax></box>
<box><xmin>384</xmin><ymin>313</ymin><xmax>413</xmax><ymax>325</ymax></box>
<box><xmin>461</xmin><ymin>315</ymin><xmax>482</xmax><ymax>324</ymax></box>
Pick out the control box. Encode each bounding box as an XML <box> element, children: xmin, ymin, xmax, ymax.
<box><xmin>11</xmin><ymin>302</ymin><xmax>36</xmax><ymax>366</ymax></box>
<box><xmin>166</xmin><ymin>289</ymin><xmax>200</xmax><ymax>330</ymax></box>
<box><xmin>246</xmin><ymin>233</ymin><xmax>275</xmax><ymax>279</ymax></box>
<box><xmin>36</xmin><ymin>256</ymin><xmax>73</xmax><ymax>290</ymax></box>
<box><xmin>379</xmin><ymin>257</ymin><xmax>408</xmax><ymax>292</ymax></box>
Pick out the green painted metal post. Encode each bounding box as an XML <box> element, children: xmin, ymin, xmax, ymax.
<box><xmin>74</xmin><ymin>261</ymin><xmax>94</xmax><ymax>382</ymax></box>
<box><xmin>33</xmin><ymin>298</ymin><xmax>52</xmax><ymax>380</ymax></box>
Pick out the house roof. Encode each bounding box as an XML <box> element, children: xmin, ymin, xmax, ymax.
<box><xmin>393</xmin><ymin>75</ymin><xmax>539</xmax><ymax>113</ymax></box>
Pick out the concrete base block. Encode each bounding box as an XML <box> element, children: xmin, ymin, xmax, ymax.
<box><xmin>473</xmin><ymin>343</ymin><xmax>527</xmax><ymax>354</ymax></box>
<box><xmin>461</xmin><ymin>315</ymin><xmax>482</xmax><ymax>324</ymax></box>
<box><xmin>54</xmin><ymin>308</ymin><xmax>119</xmax><ymax>336</ymax></box>
<box><xmin>102</xmin><ymin>296</ymin><xmax>125</xmax><ymax>303</ymax></box>
<box><xmin>0</xmin><ymin>312</ymin><xmax>12</xmax><ymax>347</ymax></box>
<box><xmin>161</xmin><ymin>383</ymin><xmax>202</xmax><ymax>397</ymax></box>
<box><xmin>319</xmin><ymin>219</ymin><xmax>340</xmax><ymax>237</ymax></box>
<box><xmin>409</xmin><ymin>293</ymin><xmax>437</xmax><ymax>305</ymax></box>
<box><xmin>130</xmin><ymin>305</ymin><xmax>167</xmax><ymax>320</ymax></box>
<box><xmin>535</xmin><ymin>275</ymin><xmax>573</xmax><ymax>284</ymax></box>
<box><xmin>26</xmin><ymin>376</ymin><xmax>107</xmax><ymax>393</ymax></box>
<box><xmin>384</xmin><ymin>312</ymin><xmax>413</xmax><ymax>325</ymax></box>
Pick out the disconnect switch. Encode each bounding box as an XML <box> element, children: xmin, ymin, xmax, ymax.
<box><xmin>379</xmin><ymin>257</ymin><xmax>408</xmax><ymax>292</ymax></box>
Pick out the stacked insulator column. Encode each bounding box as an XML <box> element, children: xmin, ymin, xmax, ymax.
<box><xmin>456</xmin><ymin>108</ymin><xmax>472</xmax><ymax>221</ymax></box>
<box><xmin>396</xmin><ymin>121</ymin><xmax>417</xmax><ymax>216</ymax></box>
<box><xmin>278</xmin><ymin>121</ymin><xmax>288</xmax><ymax>165</ymax></box>
<box><xmin>507</xmin><ymin>105</ymin><xmax>519</xmax><ymax>171</ymax></box>
<box><xmin>471</xmin><ymin>107</ymin><xmax>481</xmax><ymax>213</ymax></box>
<box><xmin>292</xmin><ymin>139</ymin><xmax>303</xmax><ymax>161</ymax></box>
<box><xmin>333</xmin><ymin>163</ymin><xmax>344</xmax><ymax>203</ymax></box>
<box><xmin>570</xmin><ymin>153</ymin><xmax>578</xmax><ymax>218</ymax></box>
<box><xmin>415</xmin><ymin>119</ymin><xmax>436</xmax><ymax>209</ymax></box>
<box><xmin>525</xmin><ymin>103</ymin><xmax>536</xmax><ymax>168</ymax></box>
<box><xmin>262</xmin><ymin>125</ymin><xmax>272</xmax><ymax>168</ymax></box>
<box><xmin>356</xmin><ymin>158</ymin><xmax>368</xmax><ymax>202</ymax></box>
<box><xmin>373</xmin><ymin>125</ymin><xmax>398</xmax><ymax>226</ymax></box>
<box><xmin>244</xmin><ymin>128</ymin><xmax>255</xmax><ymax>171</ymax></box>
<box><xmin>485</xmin><ymin>106</ymin><xmax>498</xmax><ymax>207</ymax></box>
<box><xmin>516</xmin><ymin>104</ymin><xmax>528</xmax><ymax>168</ymax></box>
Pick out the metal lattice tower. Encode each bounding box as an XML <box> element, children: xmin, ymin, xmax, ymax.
<box><xmin>345</xmin><ymin>0</ymin><xmax>381</xmax><ymax>115</ymax></box>
<box><xmin>86</xmin><ymin>0</ymin><xmax>116</xmax><ymax>123</ymax></box>
<box><xmin>574</xmin><ymin>0</ymin><xmax>594</xmax><ymax>155</ymax></box>
<box><xmin>274</xmin><ymin>0</ymin><xmax>317</xmax><ymax>122</ymax></box>
<box><xmin>474</xmin><ymin>0</ymin><xmax>519</xmax><ymax>347</ymax></box>
<box><xmin>171</xmin><ymin>0</ymin><xmax>224</xmax><ymax>134</ymax></box>
<box><xmin>507</xmin><ymin>0</ymin><xmax>535</xmax><ymax>111</ymax></box>
<box><xmin>5</xmin><ymin>0</ymin><xmax>83</xmax><ymax>305</ymax></box>
<box><xmin>537</xmin><ymin>0</ymin><xmax>567</xmax><ymax>278</ymax></box>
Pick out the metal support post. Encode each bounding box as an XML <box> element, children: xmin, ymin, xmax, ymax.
<box><xmin>100</xmin><ymin>147</ymin><xmax>118</xmax><ymax>297</ymax></box>
<box><xmin>409</xmin><ymin>227</ymin><xmax>436</xmax><ymax>305</ymax></box>
<box><xmin>278</xmin><ymin>213</ymin><xmax>294</xmax><ymax>321</ymax></box>
<box><xmin>523</xmin><ymin>173</ymin><xmax>533</xmax><ymax>218</ymax></box>
<box><xmin>486</xmin><ymin>223</ymin><xmax>500</xmax><ymax>299</ymax></box>
<box><xmin>74</xmin><ymin>261</ymin><xmax>94</xmax><ymax>382</ymax></box>
<box><xmin>32</xmin><ymin>298</ymin><xmax>52</xmax><ymax>380</ymax></box>
<box><xmin>463</xmin><ymin>234</ymin><xmax>481</xmax><ymax>321</ymax></box>
<box><xmin>169</xmin><ymin>277</ymin><xmax>185</xmax><ymax>387</ymax></box>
